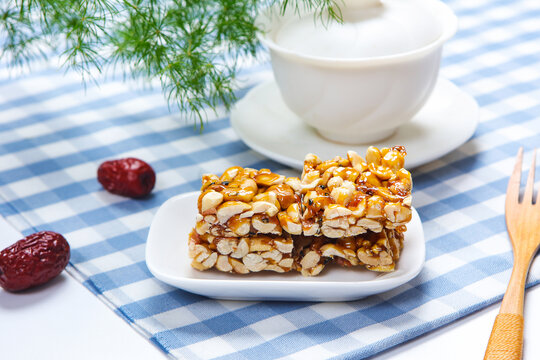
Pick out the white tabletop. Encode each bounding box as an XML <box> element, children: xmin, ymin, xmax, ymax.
<box><xmin>0</xmin><ymin>216</ymin><xmax>166</xmax><ymax>360</ymax></box>
<box><xmin>1</xmin><ymin>215</ymin><xmax>538</xmax><ymax>359</ymax></box>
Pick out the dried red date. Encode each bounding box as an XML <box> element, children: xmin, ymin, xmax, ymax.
<box><xmin>98</xmin><ymin>157</ymin><xmax>156</xmax><ymax>198</ymax></box>
<box><xmin>0</xmin><ymin>231</ymin><xmax>70</xmax><ymax>292</ymax></box>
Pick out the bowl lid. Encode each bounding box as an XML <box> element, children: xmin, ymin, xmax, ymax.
<box><xmin>272</xmin><ymin>0</ymin><xmax>445</xmax><ymax>59</ymax></box>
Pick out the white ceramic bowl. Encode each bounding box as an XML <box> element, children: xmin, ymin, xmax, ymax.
<box><xmin>257</xmin><ymin>0</ymin><xmax>458</xmax><ymax>144</ymax></box>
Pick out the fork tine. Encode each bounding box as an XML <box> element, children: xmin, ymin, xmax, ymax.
<box><xmin>523</xmin><ymin>149</ymin><xmax>536</xmax><ymax>203</ymax></box>
<box><xmin>507</xmin><ymin>148</ymin><xmax>523</xmax><ymax>203</ymax></box>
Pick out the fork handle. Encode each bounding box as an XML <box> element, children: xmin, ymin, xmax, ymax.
<box><xmin>484</xmin><ymin>313</ymin><xmax>524</xmax><ymax>360</ymax></box>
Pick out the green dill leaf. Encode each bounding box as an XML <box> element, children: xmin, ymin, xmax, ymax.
<box><xmin>0</xmin><ymin>0</ymin><xmax>343</xmax><ymax>131</ymax></box>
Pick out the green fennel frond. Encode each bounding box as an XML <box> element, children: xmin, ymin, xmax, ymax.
<box><xmin>0</xmin><ymin>0</ymin><xmax>340</xmax><ymax>129</ymax></box>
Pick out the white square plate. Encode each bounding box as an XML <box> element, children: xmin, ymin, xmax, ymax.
<box><xmin>145</xmin><ymin>192</ymin><xmax>425</xmax><ymax>301</ymax></box>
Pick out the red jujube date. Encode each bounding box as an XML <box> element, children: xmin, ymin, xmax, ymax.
<box><xmin>0</xmin><ymin>231</ymin><xmax>70</xmax><ymax>292</ymax></box>
<box><xmin>97</xmin><ymin>157</ymin><xmax>156</xmax><ymax>198</ymax></box>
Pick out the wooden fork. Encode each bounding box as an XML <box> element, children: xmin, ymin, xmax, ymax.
<box><xmin>484</xmin><ymin>148</ymin><xmax>540</xmax><ymax>360</ymax></box>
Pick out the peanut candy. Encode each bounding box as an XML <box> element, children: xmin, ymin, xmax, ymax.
<box><xmin>295</xmin><ymin>237</ymin><xmax>328</xmax><ymax>277</ymax></box>
<box><xmin>189</xmin><ymin>230</ymin><xmax>295</xmax><ymax>274</ymax></box>
<box><xmin>294</xmin><ymin>229</ymin><xmax>404</xmax><ymax>276</ymax></box>
<box><xmin>356</xmin><ymin>230</ymin><xmax>404</xmax><ymax>272</ymax></box>
<box><xmin>197</xmin><ymin>167</ymin><xmax>302</xmax><ymax>237</ymax></box>
<box><xmin>190</xmin><ymin>146</ymin><xmax>412</xmax><ymax>277</ymax></box>
<box><xmin>300</xmin><ymin>147</ymin><xmax>412</xmax><ymax>238</ymax></box>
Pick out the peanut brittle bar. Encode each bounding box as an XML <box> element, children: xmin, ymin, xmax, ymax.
<box><xmin>194</xmin><ymin>167</ymin><xmax>303</xmax><ymax>238</ymax></box>
<box><xmin>188</xmin><ymin>146</ymin><xmax>413</xmax><ymax>276</ymax></box>
<box><xmin>296</xmin><ymin>229</ymin><xmax>404</xmax><ymax>276</ymax></box>
<box><xmin>299</xmin><ymin>146</ymin><xmax>412</xmax><ymax>238</ymax></box>
<box><xmin>189</xmin><ymin>230</ymin><xmax>295</xmax><ymax>274</ymax></box>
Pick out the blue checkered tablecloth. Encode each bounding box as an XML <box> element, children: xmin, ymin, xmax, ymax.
<box><xmin>1</xmin><ymin>0</ymin><xmax>540</xmax><ymax>359</ymax></box>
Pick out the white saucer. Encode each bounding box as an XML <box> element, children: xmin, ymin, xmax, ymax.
<box><xmin>145</xmin><ymin>192</ymin><xmax>425</xmax><ymax>302</ymax></box>
<box><xmin>230</xmin><ymin>77</ymin><xmax>478</xmax><ymax>169</ymax></box>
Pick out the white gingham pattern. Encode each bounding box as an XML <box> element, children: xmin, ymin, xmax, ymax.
<box><xmin>1</xmin><ymin>0</ymin><xmax>540</xmax><ymax>359</ymax></box>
